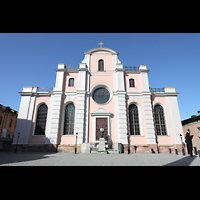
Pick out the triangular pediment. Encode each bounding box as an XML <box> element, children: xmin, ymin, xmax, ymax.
<box><xmin>91</xmin><ymin>107</ymin><xmax>112</xmax><ymax>116</ymax></box>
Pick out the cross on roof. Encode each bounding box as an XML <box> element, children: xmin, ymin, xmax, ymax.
<box><xmin>98</xmin><ymin>41</ymin><xmax>104</xmax><ymax>48</ymax></box>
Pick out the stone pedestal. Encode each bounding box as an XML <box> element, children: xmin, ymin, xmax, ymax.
<box><xmin>98</xmin><ymin>138</ymin><xmax>107</xmax><ymax>154</ymax></box>
<box><xmin>81</xmin><ymin>143</ymin><xmax>90</xmax><ymax>153</ymax></box>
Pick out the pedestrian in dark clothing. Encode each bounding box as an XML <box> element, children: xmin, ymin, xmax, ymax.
<box><xmin>185</xmin><ymin>129</ymin><xmax>193</xmax><ymax>157</ymax></box>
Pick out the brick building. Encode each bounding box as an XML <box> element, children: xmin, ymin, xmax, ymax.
<box><xmin>182</xmin><ymin>111</ymin><xmax>200</xmax><ymax>152</ymax></box>
<box><xmin>0</xmin><ymin>104</ymin><xmax>18</xmax><ymax>138</ymax></box>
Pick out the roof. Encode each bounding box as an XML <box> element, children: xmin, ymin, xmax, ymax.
<box><xmin>84</xmin><ymin>47</ymin><xmax>119</xmax><ymax>55</ymax></box>
<box><xmin>182</xmin><ymin>115</ymin><xmax>200</xmax><ymax>126</ymax></box>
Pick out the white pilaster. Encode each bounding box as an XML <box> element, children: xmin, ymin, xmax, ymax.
<box><xmin>13</xmin><ymin>86</ymin><xmax>37</xmax><ymax>144</ymax></box>
<box><xmin>139</xmin><ymin>65</ymin><xmax>150</xmax><ymax>92</ymax></box>
<box><xmin>76</xmin><ymin>64</ymin><xmax>88</xmax><ymax>144</ymax></box>
<box><xmin>115</xmin><ymin>93</ymin><xmax>128</xmax><ymax>144</ymax></box>
<box><xmin>76</xmin><ymin>91</ymin><xmax>86</xmax><ymax>144</ymax></box>
<box><xmin>139</xmin><ymin>64</ymin><xmax>156</xmax><ymax>144</ymax></box>
<box><xmin>143</xmin><ymin>94</ymin><xmax>156</xmax><ymax>144</ymax></box>
<box><xmin>114</xmin><ymin>65</ymin><xmax>128</xmax><ymax>144</ymax></box>
<box><xmin>164</xmin><ymin>87</ymin><xmax>183</xmax><ymax>144</ymax></box>
<box><xmin>45</xmin><ymin>64</ymin><xmax>65</xmax><ymax>144</ymax></box>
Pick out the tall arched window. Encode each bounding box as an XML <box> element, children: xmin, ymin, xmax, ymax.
<box><xmin>98</xmin><ymin>59</ymin><xmax>104</xmax><ymax>71</ymax></box>
<box><xmin>154</xmin><ymin>104</ymin><xmax>167</xmax><ymax>135</ymax></box>
<box><xmin>129</xmin><ymin>104</ymin><xmax>140</xmax><ymax>135</ymax></box>
<box><xmin>34</xmin><ymin>104</ymin><xmax>48</xmax><ymax>135</ymax></box>
<box><xmin>64</xmin><ymin>103</ymin><xmax>75</xmax><ymax>135</ymax></box>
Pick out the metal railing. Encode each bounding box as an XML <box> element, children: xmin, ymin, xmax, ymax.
<box><xmin>150</xmin><ymin>87</ymin><xmax>164</xmax><ymax>92</ymax></box>
<box><xmin>124</xmin><ymin>66</ymin><xmax>139</xmax><ymax>71</ymax></box>
<box><xmin>65</xmin><ymin>65</ymin><xmax>79</xmax><ymax>70</ymax></box>
<box><xmin>37</xmin><ymin>88</ymin><xmax>53</xmax><ymax>92</ymax></box>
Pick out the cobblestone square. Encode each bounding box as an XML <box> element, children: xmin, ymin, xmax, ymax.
<box><xmin>0</xmin><ymin>152</ymin><xmax>200</xmax><ymax>166</ymax></box>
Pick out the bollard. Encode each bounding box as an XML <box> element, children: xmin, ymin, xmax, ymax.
<box><xmin>182</xmin><ymin>148</ymin><xmax>185</xmax><ymax>156</ymax></box>
<box><xmin>175</xmin><ymin>149</ymin><xmax>178</xmax><ymax>155</ymax></box>
<box><xmin>169</xmin><ymin>148</ymin><xmax>172</xmax><ymax>154</ymax></box>
<box><xmin>194</xmin><ymin>147</ymin><xmax>198</xmax><ymax>155</ymax></box>
<box><xmin>151</xmin><ymin>148</ymin><xmax>155</xmax><ymax>154</ymax></box>
<box><xmin>198</xmin><ymin>150</ymin><xmax>200</xmax><ymax>157</ymax></box>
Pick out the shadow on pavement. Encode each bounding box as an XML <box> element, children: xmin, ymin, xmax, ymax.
<box><xmin>0</xmin><ymin>152</ymin><xmax>57</xmax><ymax>166</ymax></box>
<box><xmin>164</xmin><ymin>155</ymin><xmax>197</xmax><ymax>166</ymax></box>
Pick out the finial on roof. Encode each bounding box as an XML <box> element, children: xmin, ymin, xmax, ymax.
<box><xmin>98</xmin><ymin>41</ymin><xmax>104</xmax><ymax>47</ymax></box>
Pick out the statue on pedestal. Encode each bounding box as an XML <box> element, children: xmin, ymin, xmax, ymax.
<box><xmin>98</xmin><ymin>126</ymin><xmax>107</xmax><ymax>154</ymax></box>
<box><xmin>100</xmin><ymin>126</ymin><xmax>104</xmax><ymax>139</ymax></box>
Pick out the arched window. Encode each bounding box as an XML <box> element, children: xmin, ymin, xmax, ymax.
<box><xmin>154</xmin><ymin>104</ymin><xmax>167</xmax><ymax>135</ymax></box>
<box><xmin>129</xmin><ymin>104</ymin><xmax>140</xmax><ymax>135</ymax></box>
<box><xmin>98</xmin><ymin>59</ymin><xmax>104</xmax><ymax>71</ymax></box>
<box><xmin>129</xmin><ymin>79</ymin><xmax>135</xmax><ymax>87</ymax></box>
<box><xmin>34</xmin><ymin>104</ymin><xmax>48</xmax><ymax>135</ymax></box>
<box><xmin>68</xmin><ymin>78</ymin><xmax>74</xmax><ymax>87</ymax></box>
<box><xmin>63</xmin><ymin>103</ymin><xmax>75</xmax><ymax>135</ymax></box>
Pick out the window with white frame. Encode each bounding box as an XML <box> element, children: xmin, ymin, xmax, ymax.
<box><xmin>68</xmin><ymin>78</ymin><xmax>74</xmax><ymax>87</ymax></box>
<box><xmin>129</xmin><ymin>79</ymin><xmax>135</xmax><ymax>87</ymax></box>
<box><xmin>154</xmin><ymin>104</ymin><xmax>167</xmax><ymax>136</ymax></box>
<box><xmin>34</xmin><ymin>104</ymin><xmax>48</xmax><ymax>135</ymax></box>
<box><xmin>98</xmin><ymin>59</ymin><xmax>104</xmax><ymax>71</ymax></box>
<box><xmin>63</xmin><ymin>103</ymin><xmax>75</xmax><ymax>135</ymax></box>
<box><xmin>129</xmin><ymin>104</ymin><xmax>140</xmax><ymax>135</ymax></box>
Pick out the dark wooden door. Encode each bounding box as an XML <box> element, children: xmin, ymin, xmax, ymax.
<box><xmin>96</xmin><ymin>118</ymin><xmax>108</xmax><ymax>141</ymax></box>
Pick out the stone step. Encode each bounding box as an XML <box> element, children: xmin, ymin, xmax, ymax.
<box><xmin>91</xmin><ymin>148</ymin><xmax>115</xmax><ymax>154</ymax></box>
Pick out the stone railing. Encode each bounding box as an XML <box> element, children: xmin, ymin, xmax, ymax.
<box><xmin>37</xmin><ymin>88</ymin><xmax>53</xmax><ymax>92</ymax></box>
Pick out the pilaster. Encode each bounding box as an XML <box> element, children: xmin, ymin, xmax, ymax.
<box><xmin>45</xmin><ymin>64</ymin><xmax>65</xmax><ymax>144</ymax></box>
<box><xmin>114</xmin><ymin>63</ymin><xmax>128</xmax><ymax>144</ymax></box>
<box><xmin>164</xmin><ymin>87</ymin><xmax>183</xmax><ymax>144</ymax></box>
<box><xmin>143</xmin><ymin>93</ymin><xmax>156</xmax><ymax>144</ymax></box>
<box><xmin>13</xmin><ymin>86</ymin><xmax>37</xmax><ymax>144</ymax></box>
<box><xmin>76</xmin><ymin>63</ymin><xmax>88</xmax><ymax>144</ymax></box>
<box><xmin>115</xmin><ymin>93</ymin><xmax>128</xmax><ymax>144</ymax></box>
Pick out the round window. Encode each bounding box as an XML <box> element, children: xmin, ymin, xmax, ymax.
<box><xmin>92</xmin><ymin>87</ymin><xmax>110</xmax><ymax>104</ymax></box>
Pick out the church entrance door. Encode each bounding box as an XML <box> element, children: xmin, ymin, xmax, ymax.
<box><xmin>96</xmin><ymin>118</ymin><xmax>108</xmax><ymax>141</ymax></box>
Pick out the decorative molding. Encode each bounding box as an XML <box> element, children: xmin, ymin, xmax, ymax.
<box><xmin>91</xmin><ymin>107</ymin><xmax>112</xmax><ymax>116</ymax></box>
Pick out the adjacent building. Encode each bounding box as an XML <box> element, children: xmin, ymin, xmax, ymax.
<box><xmin>0</xmin><ymin>104</ymin><xmax>18</xmax><ymax>138</ymax></box>
<box><xmin>182</xmin><ymin>111</ymin><xmax>200</xmax><ymax>151</ymax></box>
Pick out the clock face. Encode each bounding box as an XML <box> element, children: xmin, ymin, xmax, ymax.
<box><xmin>92</xmin><ymin>87</ymin><xmax>110</xmax><ymax>104</ymax></box>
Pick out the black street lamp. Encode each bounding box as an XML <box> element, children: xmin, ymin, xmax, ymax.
<box><xmin>127</xmin><ymin>133</ymin><xmax>130</xmax><ymax>154</ymax></box>
<box><xmin>75</xmin><ymin>132</ymin><xmax>78</xmax><ymax>154</ymax></box>
<box><xmin>180</xmin><ymin>134</ymin><xmax>185</xmax><ymax>156</ymax></box>
<box><xmin>180</xmin><ymin>134</ymin><xmax>183</xmax><ymax>146</ymax></box>
<box><xmin>15</xmin><ymin>132</ymin><xmax>20</xmax><ymax>153</ymax></box>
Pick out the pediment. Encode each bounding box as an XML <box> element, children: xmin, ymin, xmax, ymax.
<box><xmin>91</xmin><ymin>107</ymin><xmax>112</xmax><ymax>116</ymax></box>
<box><xmin>84</xmin><ymin>47</ymin><xmax>119</xmax><ymax>55</ymax></box>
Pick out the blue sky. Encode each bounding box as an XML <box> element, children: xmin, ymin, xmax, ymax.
<box><xmin>0</xmin><ymin>33</ymin><xmax>199</xmax><ymax>120</ymax></box>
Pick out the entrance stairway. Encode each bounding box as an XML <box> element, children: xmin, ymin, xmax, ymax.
<box><xmin>90</xmin><ymin>147</ymin><xmax>115</xmax><ymax>154</ymax></box>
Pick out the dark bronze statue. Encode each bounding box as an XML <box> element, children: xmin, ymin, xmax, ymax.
<box><xmin>100</xmin><ymin>126</ymin><xmax>104</xmax><ymax>139</ymax></box>
<box><xmin>185</xmin><ymin>129</ymin><xmax>193</xmax><ymax>156</ymax></box>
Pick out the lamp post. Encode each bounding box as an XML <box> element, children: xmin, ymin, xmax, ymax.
<box><xmin>15</xmin><ymin>132</ymin><xmax>20</xmax><ymax>153</ymax></box>
<box><xmin>180</xmin><ymin>134</ymin><xmax>185</xmax><ymax>156</ymax></box>
<box><xmin>75</xmin><ymin>132</ymin><xmax>78</xmax><ymax>154</ymax></box>
<box><xmin>180</xmin><ymin>134</ymin><xmax>183</xmax><ymax>147</ymax></box>
<box><xmin>127</xmin><ymin>133</ymin><xmax>130</xmax><ymax>154</ymax></box>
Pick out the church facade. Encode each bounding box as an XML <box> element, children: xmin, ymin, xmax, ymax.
<box><xmin>13</xmin><ymin>46</ymin><xmax>183</xmax><ymax>153</ymax></box>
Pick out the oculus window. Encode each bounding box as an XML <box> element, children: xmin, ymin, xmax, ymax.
<box><xmin>92</xmin><ymin>87</ymin><xmax>110</xmax><ymax>104</ymax></box>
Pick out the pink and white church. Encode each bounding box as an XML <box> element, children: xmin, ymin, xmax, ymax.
<box><xmin>13</xmin><ymin>45</ymin><xmax>184</xmax><ymax>153</ymax></box>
